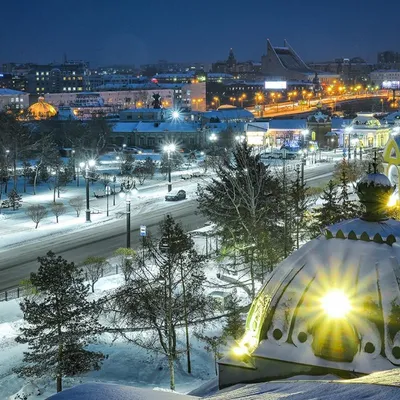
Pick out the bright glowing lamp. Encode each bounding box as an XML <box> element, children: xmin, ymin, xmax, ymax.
<box><xmin>321</xmin><ymin>290</ymin><xmax>351</xmax><ymax>318</ymax></box>
<box><xmin>171</xmin><ymin>110</ymin><xmax>180</xmax><ymax>120</ymax></box>
<box><xmin>388</xmin><ymin>192</ymin><xmax>398</xmax><ymax>207</ymax></box>
<box><xmin>232</xmin><ymin>345</ymin><xmax>247</xmax><ymax>357</ymax></box>
<box><xmin>88</xmin><ymin>159</ymin><xmax>96</xmax><ymax>167</ymax></box>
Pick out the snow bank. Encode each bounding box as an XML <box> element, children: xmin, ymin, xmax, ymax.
<box><xmin>8</xmin><ymin>382</ymin><xmax>41</xmax><ymax>400</ymax></box>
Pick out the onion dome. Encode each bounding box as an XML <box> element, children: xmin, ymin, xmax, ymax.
<box><xmin>357</xmin><ymin>173</ymin><xmax>394</xmax><ymax>222</ymax></box>
<box><xmin>219</xmin><ymin>172</ymin><xmax>400</xmax><ymax>388</ymax></box>
<box><xmin>28</xmin><ymin>96</ymin><xmax>57</xmax><ymax>120</ymax></box>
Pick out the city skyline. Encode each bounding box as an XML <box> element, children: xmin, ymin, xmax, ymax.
<box><xmin>1</xmin><ymin>0</ymin><xmax>400</xmax><ymax>67</ymax></box>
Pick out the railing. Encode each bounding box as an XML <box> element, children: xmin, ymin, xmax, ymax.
<box><xmin>0</xmin><ymin>261</ymin><xmax>122</xmax><ymax>303</ymax></box>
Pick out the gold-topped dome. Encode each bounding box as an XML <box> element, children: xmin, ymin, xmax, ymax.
<box><xmin>28</xmin><ymin>96</ymin><xmax>57</xmax><ymax>120</ymax></box>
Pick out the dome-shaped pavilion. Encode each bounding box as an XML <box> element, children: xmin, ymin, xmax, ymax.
<box><xmin>28</xmin><ymin>96</ymin><xmax>57</xmax><ymax>120</ymax></box>
<box><xmin>219</xmin><ymin>173</ymin><xmax>400</xmax><ymax>388</ymax></box>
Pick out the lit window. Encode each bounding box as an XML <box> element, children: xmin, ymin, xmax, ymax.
<box><xmin>72</xmin><ymin>71</ymin><xmax>76</xmax><ymax>75</ymax></box>
<box><xmin>73</xmin><ymin>87</ymin><xmax>76</xmax><ymax>91</ymax></box>
<box><xmin>68</xmin><ymin>87</ymin><xmax>71</xmax><ymax>91</ymax></box>
<box><xmin>63</xmin><ymin>87</ymin><xmax>66</xmax><ymax>91</ymax></box>
<box><xmin>36</xmin><ymin>77</ymin><xmax>39</xmax><ymax>81</ymax></box>
<box><xmin>41</xmin><ymin>72</ymin><xmax>44</xmax><ymax>75</ymax></box>
<box><xmin>36</xmin><ymin>88</ymin><xmax>39</xmax><ymax>91</ymax></box>
<box><xmin>20</xmin><ymin>98</ymin><xmax>23</xmax><ymax>102</ymax></box>
<box><xmin>36</xmin><ymin>72</ymin><xmax>39</xmax><ymax>76</ymax></box>
<box><xmin>46</xmin><ymin>72</ymin><xmax>49</xmax><ymax>75</ymax></box>
<box><xmin>63</xmin><ymin>77</ymin><xmax>66</xmax><ymax>80</ymax></box>
<box><xmin>11</xmin><ymin>98</ymin><xmax>14</xmax><ymax>102</ymax></box>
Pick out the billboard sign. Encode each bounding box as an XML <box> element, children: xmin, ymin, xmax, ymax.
<box><xmin>382</xmin><ymin>81</ymin><xmax>400</xmax><ymax>90</ymax></box>
<box><xmin>265</xmin><ymin>81</ymin><xmax>287</xmax><ymax>90</ymax></box>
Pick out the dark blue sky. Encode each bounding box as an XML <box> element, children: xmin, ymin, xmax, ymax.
<box><xmin>1</xmin><ymin>0</ymin><xmax>399</xmax><ymax>67</ymax></box>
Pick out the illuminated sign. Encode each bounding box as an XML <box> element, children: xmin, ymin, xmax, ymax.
<box><xmin>265</xmin><ymin>81</ymin><xmax>287</xmax><ymax>90</ymax></box>
<box><xmin>382</xmin><ymin>81</ymin><xmax>400</xmax><ymax>89</ymax></box>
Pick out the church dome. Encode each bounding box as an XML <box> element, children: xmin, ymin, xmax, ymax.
<box><xmin>219</xmin><ymin>172</ymin><xmax>400</xmax><ymax>387</ymax></box>
<box><xmin>28</xmin><ymin>96</ymin><xmax>57</xmax><ymax>120</ymax></box>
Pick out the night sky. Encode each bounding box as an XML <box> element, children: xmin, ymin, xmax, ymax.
<box><xmin>1</xmin><ymin>0</ymin><xmax>399</xmax><ymax>67</ymax></box>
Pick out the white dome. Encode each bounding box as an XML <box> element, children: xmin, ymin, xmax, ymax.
<box><xmin>352</xmin><ymin>113</ymin><xmax>381</xmax><ymax>127</ymax></box>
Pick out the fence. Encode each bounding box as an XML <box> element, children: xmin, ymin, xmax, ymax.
<box><xmin>0</xmin><ymin>261</ymin><xmax>123</xmax><ymax>303</ymax></box>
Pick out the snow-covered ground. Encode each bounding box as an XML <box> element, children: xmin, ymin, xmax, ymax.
<box><xmin>0</xmin><ymin>272</ymin><xmax>225</xmax><ymax>399</ymax></box>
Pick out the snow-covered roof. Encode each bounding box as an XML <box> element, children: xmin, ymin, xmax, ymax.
<box><xmin>268</xmin><ymin>119</ymin><xmax>307</xmax><ymax>130</ymax></box>
<box><xmin>351</xmin><ymin>113</ymin><xmax>381</xmax><ymax>127</ymax></box>
<box><xmin>202</xmin><ymin>109</ymin><xmax>254</xmax><ymax>122</ymax></box>
<box><xmin>112</xmin><ymin>122</ymin><xmax>139</xmax><ymax>133</ymax></box>
<box><xmin>207</xmin><ymin>377</ymin><xmax>400</xmax><ymax>399</ymax></box>
<box><xmin>0</xmin><ymin>88</ymin><xmax>25</xmax><ymax>96</ymax></box>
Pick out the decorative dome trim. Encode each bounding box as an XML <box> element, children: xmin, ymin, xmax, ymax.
<box><xmin>324</xmin><ymin>226</ymin><xmax>396</xmax><ymax>245</ymax></box>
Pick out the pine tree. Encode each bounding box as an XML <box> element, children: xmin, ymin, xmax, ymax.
<box><xmin>288</xmin><ymin>166</ymin><xmax>310</xmax><ymax>249</ymax></box>
<box><xmin>7</xmin><ymin>188</ymin><xmax>22</xmax><ymax>210</ymax></box>
<box><xmin>197</xmin><ymin>142</ymin><xmax>285</xmax><ymax>291</ymax></box>
<box><xmin>223</xmin><ymin>293</ymin><xmax>245</xmax><ymax>340</ymax></box>
<box><xmin>338</xmin><ymin>158</ymin><xmax>359</xmax><ymax>220</ymax></box>
<box><xmin>14</xmin><ymin>252</ymin><xmax>105</xmax><ymax>393</ymax></box>
<box><xmin>315</xmin><ymin>180</ymin><xmax>341</xmax><ymax>229</ymax></box>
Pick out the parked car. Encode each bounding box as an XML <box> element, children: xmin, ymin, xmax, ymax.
<box><xmin>165</xmin><ymin>190</ymin><xmax>186</xmax><ymax>201</ymax></box>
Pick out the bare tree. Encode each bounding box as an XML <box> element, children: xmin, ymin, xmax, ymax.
<box><xmin>69</xmin><ymin>196</ymin><xmax>85</xmax><ymax>217</ymax></box>
<box><xmin>114</xmin><ymin>248</ymin><xmax>137</xmax><ymax>282</ymax></box>
<box><xmin>26</xmin><ymin>205</ymin><xmax>48</xmax><ymax>229</ymax></box>
<box><xmin>50</xmin><ymin>202</ymin><xmax>67</xmax><ymax>223</ymax></box>
<box><xmin>82</xmin><ymin>256</ymin><xmax>108</xmax><ymax>292</ymax></box>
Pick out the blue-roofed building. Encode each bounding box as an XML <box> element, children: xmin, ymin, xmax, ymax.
<box><xmin>0</xmin><ymin>88</ymin><xmax>29</xmax><ymax>111</ymax></box>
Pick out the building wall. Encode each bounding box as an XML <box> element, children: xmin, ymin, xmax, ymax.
<box><xmin>370</xmin><ymin>70</ymin><xmax>400</xmax><ymax>86</ymax></box>
<box><xmin>0</xmin><ymin>92</ymin><xmax>29</xmax><ymax>110</ymax></box>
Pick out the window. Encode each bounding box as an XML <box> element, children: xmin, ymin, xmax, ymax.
<box><xmin>10</xmin><ymin>98</ymin><xmax>14</xmax><ymax>102</ymax></box>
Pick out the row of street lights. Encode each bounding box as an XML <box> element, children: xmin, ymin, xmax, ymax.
<box><xmin>78</xmin><ymin>143</ymin><xmax>177</xmax><ymax>248</ymax></box>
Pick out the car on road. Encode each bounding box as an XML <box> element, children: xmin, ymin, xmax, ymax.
<box><xmin>165</xmin><ymin>189</ymin><xmax>186</xmax><ymax>201</ymax></box>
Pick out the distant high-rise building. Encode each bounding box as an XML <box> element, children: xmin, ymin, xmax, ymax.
<box><xmin>27</xmin><ymin>61</ymin><xmax>89</xmax><ymax>94</ymax></box>
<box><xmin>378</xmin><ymin>51</ymin><xmax>400</xmax><ymax>65</ymax></box>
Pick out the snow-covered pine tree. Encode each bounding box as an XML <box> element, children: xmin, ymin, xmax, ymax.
<box><xmin>288</xmin><ymin>166</ymin><xmax>310</xmax><ymax>249</ymax></box>
<box><xmin>197</xmin><ymin>141</ymin><xmax>286</xmax><ymax>292</ymax></box>
<box><xmin>223</xmin><ymin>293</ymin><xmax>245</xmax><ymax>340</ymax></box>
<box><xmin>338</xmin><ymin>158</ymin><xmax>360</xmax><ymax>220</ymax></box>
<box><xmin>315</xmin><ymin>180</ymin><xmax>341</xmax><ymax>229</ymax></box>
<box><xmin>7</xmin><ymin>188</ymin><xmax>22</xmax><ymax>210</ymax></box>
<box><xmin>14</xmin><ymin>251</ymin><xmax>105</xmax><ymax>393</ymax></box>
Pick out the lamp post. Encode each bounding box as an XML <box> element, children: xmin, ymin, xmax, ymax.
<box><xmin>80</xmin><ymin>159</ymin><xmax>96</xmax><ymax>222</ymax></box>
<box><xmin>163</xmin><ymin>144</ymin><xmax>176</xmax><ymax>192</ymax></box>
<box><xmin>344</xmin><ymin>126</ymin><xmax>352</xmax><ymax>161</ymax></box>
<box><xmin>106</xmin><ymin>185</ymin><xmax>110</xmax><ymax>217</ymax></box>
<box><xmin>71</xmin><ymin>149</ymin><xmax>76</xmax><ymax>181</ymax></box>
<box><xmin>112</xmin><ymin>175</ymin><xmax>117</xmax><ymax>206</ymax></box>
<box><xmin>120</xmin><ymin>177</ymin><xmax>137</xmax><ymax>248</ymax></box>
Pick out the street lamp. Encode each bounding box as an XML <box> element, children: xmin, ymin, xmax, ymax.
<box><xmin>163</xmin><ymin>144</ymin><xmax>176</xmax><ymax>192</ymax></box>
<box><xmin>79</xmin><ymin>159</ymin><xmax>96</xmax><ymax>222</ymax></box>
<box><xmin>235</xmin><ymin>135</ymin><xmax>246</xmax><ymax>143</ymax></box>
<box><xmin>112</xmin><ymin>175</ymin><xmax>117</xmax><ymax>206</ymax></box>
<box><xmin>106</xmin><ymin>185</ymin><xmax>111</xmax><ymax>217</ymax></box>
<box><xmin>71</xmin><ymin>149</ymin><xmax>76</xmax><ymax>181</ymax></box>
<box><xmin>344</xmin><ymin>126</ymin><xmax>353</xmax><ymax>160</ymax></box>
<box><xmin>120</xmin><ymin>177</ymin><xmax>137</xmax><ymax>248</ymax></box>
